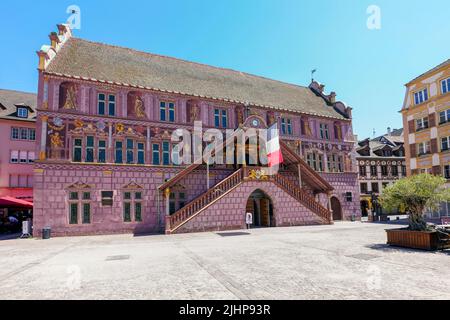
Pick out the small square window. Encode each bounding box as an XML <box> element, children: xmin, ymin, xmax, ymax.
<box><xmin>82</xmin><ymin>192</ymin><xmax>91</xmax><ymax>200</ymax></box>
<box><xmin>135</xmin><ymin>192</ymin><xmax>142</xmax><ymax>200</ymax></box>
<box><xmin>101</xmin><ymin>191</ymin><xmax>114</xmax><ymax>206</ymax></box>
<box><xmin>69</xmin><ymin>192</ymin><xmax>79</xmax><ymax>200</ymax></box>
<box><xmin>124</xmin><ymin>192</ymin><xmax>132</xmax><ymax>200</ymax></box>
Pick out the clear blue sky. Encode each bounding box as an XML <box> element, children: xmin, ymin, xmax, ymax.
<box><xmin>0</xmin><ymin>0</ymin><xmax>449</xmax><ymax>138</ymax></box>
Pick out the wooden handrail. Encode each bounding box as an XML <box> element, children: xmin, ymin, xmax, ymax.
<box><xmin>273</xmin><ymin>174</ymin><xmax>331</xmax><ymax>223</ymax></box>
<box><xmin>167</xmin><ymin>168</ymin><xmax>244</xmax><ymax>231</ymax></box>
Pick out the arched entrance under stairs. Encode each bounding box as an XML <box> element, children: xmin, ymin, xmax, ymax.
<box><xmin>245</xmin><ymin>189</ymin><xmax>274</xmax><ymax>228</ymax></box>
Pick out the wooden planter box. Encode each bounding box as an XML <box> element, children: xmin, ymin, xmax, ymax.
<box><xmin>386</xmin><ymin>229</ymin><xmax>439</xmax><ymax>251</ymax></box>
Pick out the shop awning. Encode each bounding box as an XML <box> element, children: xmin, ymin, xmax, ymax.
<box><xmin>0</xmin><ymin>196</ymin><xmax>33</xmax><ymax>208</ymax></box>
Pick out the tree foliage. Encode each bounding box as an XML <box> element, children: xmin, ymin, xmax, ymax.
<box><xmin>380</xmin><ymin>174</ymin><xmax>450</xmax><ymax>231</ymax></box>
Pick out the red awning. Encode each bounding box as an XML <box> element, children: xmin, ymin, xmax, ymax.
<box><xmin>0</xmin><ymin>196</ymin><xmax>33</xmax><ymax>208</ymax></box>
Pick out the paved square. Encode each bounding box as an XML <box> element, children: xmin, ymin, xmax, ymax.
<box><xmin>0</xmin><ymin>222</ymin><xmax>449</xmax><ymax>300</ymax></box>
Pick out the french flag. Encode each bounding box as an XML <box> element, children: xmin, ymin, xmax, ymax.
<box><xmin>267</xmin><ymin>123</ymin><xmax>284</xmax><ymax>168</ymax></box>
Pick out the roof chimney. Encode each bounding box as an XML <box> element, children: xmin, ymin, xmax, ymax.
<box><xmin>329</xmin><ymin>92</ymin><xmax>336</xmax><ymax>104</ymax></box>
<box><xmin>49</xmin><ymin>32</ymin><xmax>60</xmax><ymax>49</ymax></box>
<box><xmin>387</xmin><ymin>127</ymin><xmax>391</xmax><ymax>135</ymax></box>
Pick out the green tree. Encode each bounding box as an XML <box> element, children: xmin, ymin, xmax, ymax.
<box><xmin>380</xmin><ymin>174</ymin><xmax>450</xmax><ymax>231</ymax></box>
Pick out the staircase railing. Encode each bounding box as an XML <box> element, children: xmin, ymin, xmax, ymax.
<box><xmin>167</xmin><ymin>168</ymin><xmax>244</xmax><ymax>232</ymax></box>
<box><xmin>273</xmin><ymin>174</ymin><xmax>331</xmax><ymax>223</ymax></box>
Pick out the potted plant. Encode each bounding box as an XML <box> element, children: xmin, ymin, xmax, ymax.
<box><xmin>380</xmin><ymin>174</ymin><xmax>450</xmax><ymax>251</ymax></box>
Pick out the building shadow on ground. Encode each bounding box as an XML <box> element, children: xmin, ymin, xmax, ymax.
<box><xmin>0</xmin><ymin>233</ymin><xmax>21</xmax><ymax>241</ymax></box>
<box><xmin>366</xmin><ymin>243</ymin><xmax>450</xmax><ymax>255</ymax></box>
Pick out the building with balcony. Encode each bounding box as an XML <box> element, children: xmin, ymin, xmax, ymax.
<box><xmin>356</xmin><ymin>128</ymin><xmax>406</xmax><ymax>218</ymax></box>
<box><xmin>33</xmin><ymin>24</ymin><xmax>360</xmax><ymax>237</ymax></box>
<box><xmin>401</xmin><ymin>59</ymin><xmax>450</xmax><ymax>219</ymax></box>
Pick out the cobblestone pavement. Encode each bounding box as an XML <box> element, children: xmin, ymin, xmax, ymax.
<box><xmin>0</xmin><ymin>222</ymin><xmax>449</xmax><ymax>300</ymax></box>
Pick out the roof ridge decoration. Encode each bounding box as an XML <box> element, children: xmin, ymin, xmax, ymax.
<box><xmin>37</xmin><ymin>24</ymin><xmax>72</xmax><ymax>71</ymax></box>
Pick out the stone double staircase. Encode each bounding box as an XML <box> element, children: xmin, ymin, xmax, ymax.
<box><xmin>165</xmin><ymin>168</ymin><xmax>332</xmax><ymax>234</ymax></box>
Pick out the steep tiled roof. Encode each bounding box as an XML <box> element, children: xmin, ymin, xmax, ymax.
<box><xmin>0</xmin><ymin>89</ymin><xmax>37</xmax><ymax>122</ymax></box>
<box><xmin>45</xmin><ymin>38</ymin><xmax>346</xmax><ymax>120</ymax></box>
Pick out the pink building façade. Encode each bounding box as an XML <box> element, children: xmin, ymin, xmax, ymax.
<box><xmin>33</xmin><ymin>24</ymin><xmax>360</xmax><ymax>237</ymax></box>
<box><xmin>0</xmin><ymin>89</ymin><xmax>37</xmax><ymax>201</ymax></box>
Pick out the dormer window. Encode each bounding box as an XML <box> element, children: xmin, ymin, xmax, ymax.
<box><xmin>17</xmin><ymin>107</ymin><xmax>28</xmax><ymax>118</ymax></box>
<box><xmin>414</xmin><ymin>88</ymin><xmax>428</xmax><ymax>105</ymax></box>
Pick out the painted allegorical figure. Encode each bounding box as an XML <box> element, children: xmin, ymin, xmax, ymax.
<box><xmin>50</xmin><ymin>132</ymin><xmax>64</xmax><ymax>159</ymax></box>
<box><xmin>135</xmin><ymin>96</ymin><xmax>146</xmax><ymax>118</ymax></box>
<box><xmin>63</xmin><ymin>85</ymin><xmax>77</xmax><ymax>110</ymax></box>
<box><xmin>190</xmin><ymin>103</ymin><xmax>199</xmax><ymax>122</ymax></box>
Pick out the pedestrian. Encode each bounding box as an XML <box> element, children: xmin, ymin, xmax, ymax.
<box><xmin>246</xmin><ymin>212</ymin><xmax>253</xmax><ymax>229</ymax></box>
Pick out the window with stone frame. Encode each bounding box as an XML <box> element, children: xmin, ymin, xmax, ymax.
<box><xmin>160</xmin><ymin>101</ymin><xmax>175</xmax><ymax>122</ymax></box>
<box><xmin>126</xmin><ymin>138</ymin><xmax>134</xmax><ymax>164</ymax></box>
<box><xmin>162</xmin><ymin>141</ymin><xmax>171</xmax><ymax>165</ymax></box>
<box><xmin>327</xmin><ymin>153</ymin><xmax>343</xmax><ymax>173</ymax></box>
<box><xmin>214</xmin><ymin>108</ymin><xmax>228</xmax><ymax>128</ymax></box>
<box><xmin>122</xmin><ymin>183</ymin><xmax>144</xmax><ymax>222</ymax></box>
<box><xmin>67</xmin><ymin>183</ymin><xmax>92</xmax><ymax>225</ymax></box>
<box><xmin>381</xmin><ymin>165</ymin><xmax>388</xmax><ymax>176</ymax></box>
<box><xmin>73</xmin><ymin>138</ymin><xmax>82</xmax><ymax>162</ymax></box>
<box><xmin>306</xmin><ymin>152</ymin><xmax>323</xmax><ymax>172</ymax></box>
<box><xmin>115</xmin><ymin>140</ymin><xmax>123</xmax><ymax>164</ymax></box>
<box><xmin>137</xmin><ymin>142</ymin><xmax>145</xmax><ymax>165</ymax></box>
<box><xmin>98</xmin><ymin>140</ymin><xmax>107</xmax><ymax>163</ymax></box>
<box><xmin>319</xmin><ymin>123</ymin><xmax>330</xmax><ymax>140</ymax></box>
<box><xmin>98</xmin><ymin>93</ymin><xmax>116</xmax><ymax>116</ymax></box>
<box><xmin>370</xmin><ymin>165</ymin><xmax>377</xmax><ymax>176</ymax></box>
<box><xmin>281</xmin><ymin>118</ymin><xmax>292</xmax><ymax>135</ymax></box>
<box><xmin>152</xmin><ymin>143</ymin><xmax>160</xmax><ymax>165</ymax></box>
<box><xmin>86</xmin><ymin>136</ymin><xmax>95</xmax><ymax>163</ymax></box>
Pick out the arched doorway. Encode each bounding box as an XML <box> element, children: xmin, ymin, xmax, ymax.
<box><xmin>245</xmin><ymin>189</ymin><xmax>274</xmax><ymax>228</ymax></box>
<box><xmin>331</xmin><ymin>197</ymin><xmax>343</xmax><ymax>221</ymax></box>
